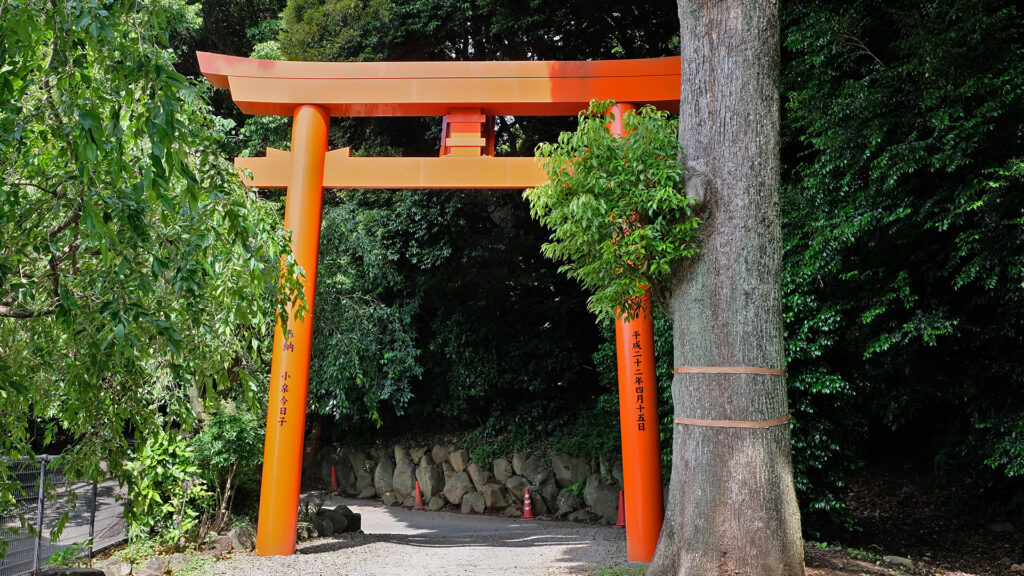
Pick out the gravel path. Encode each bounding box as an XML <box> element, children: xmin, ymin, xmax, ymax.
<box><xmin>210</xmin><ymin>496</ymin><xmax>629</xmax><ymax>576</ymax></box>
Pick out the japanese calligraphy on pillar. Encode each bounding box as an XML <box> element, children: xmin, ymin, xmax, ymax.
<box><xmin>279</xmin><ymin>329</ymin><xmax>294</xmax><ymax>427</ymax></box>
<box><xmin>632</xmin><ymin>330</ymin><xmax>646</xmax><ymax>432</ymax></box>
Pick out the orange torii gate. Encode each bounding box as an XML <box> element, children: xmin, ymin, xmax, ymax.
<box><xmin>197</xmin><ymin>51</ymin><xmax>680</xmax><ymax>562</ymax></box>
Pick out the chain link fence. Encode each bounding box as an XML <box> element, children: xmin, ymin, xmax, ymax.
<box><xmin>1</xmin><ymin>457</ymin><xmax>126</xmax><ymax>576</ymax></box>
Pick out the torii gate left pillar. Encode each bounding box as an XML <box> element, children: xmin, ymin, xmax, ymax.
<box><xmin>256</xmin><ymin>105</ymin><xmax>329</xmax><ymax>556</ymax></box>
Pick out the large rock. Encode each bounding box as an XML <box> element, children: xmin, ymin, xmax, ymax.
<box><xmin>313</xmin><ymin>515</ymin><xmax>334</xmax><ymax>537</ymax></box>
<box><xmin>449</xmin><ymin>449</ymin><xmax>469</xmax><ymax>472</ymax></box>
<box><xmin>442</xmin><ymin>471</ymin><xmax>475</xmax><ymax>505</ymax></box>
<box><xmin>431</xmin><ymin>444</ymin><xmax>450</xmax><ymax>464</ymax></box>
<box><xmin>392</xmin><ymin>456</ymin><xmax>416</xmax><ymax>501</ymax></box>
<box><xmin>883</xmin><ymin>556</ymin><xmax>913</xmax><ymax>568</ymax></box>
<box><xmin>381</xmin><ymin>491</ymin><xmax>398</xmax><ymax>506</ymax></box>
<box><xmin>611</xmin><ymin>460</ymin><xmax>624</xmax><ymax>490</ymax></box>
<box><xmin>555</xmin><ymin>488</ymin><xmax>584</xmax><ymax>518</ymax></box>
<box><xmin>461</xmin><ymin>491</ymin><xmax>486</xmax><ymax>514</ymax></box>
<box><xmin>416</xmin><ymin>455</ymin><xmax>445</xmax><ymax>498</ymax></box>
<box><xmin>535</xmin><ymin>469</ymin><xmax>559</xmax><ymax>510</ymax></box>
<box><xmin>348</xmin><ymin>450</ymin><xmax>374</xmax><ymax>496</ymax></box>
<box><xmin>568</xmin><ymin>509</ymin><xmax>599</xmax><ymax>523</ymax></box>
<box><xmin>492</xmin><ymin>457</ymin><xmax>514</xmax><ymax>483</ymax></box>
<box><xmin>101</xmin><ymin>560</ymin><xmax>132</xmax><ymax>576</ymax></box>
<box><xmin>369</xmin><ymin>445</ymin><xmax>383</xmax><ymax>461</ymax></box>
<box><xmin>466</xmin><ymin>462</ymin><xmax>493</xmax><ymax>492</ymax></box>
<box><xmin>167</xmin><ymin>553</ymin><xmax>187</xmax><ymax>572</ymax></box>
<box><xmin>346</xmin><ymin>449</ymin><xmax>369</xmax><ymax>473</ymax></box>
<box><xmin>520</xmin><ymin>454</ymin><xmax>546</xmax><ymax>480</ymax></box>
<box><xmin>343</xmin><ymin>511</ymin><xmax>361</xmax><ymax>532</ymax></box>
<box><xmin>506</xmin><ymin>475</ymin><xmax>529</xmax><ymax>501</ymax></box>
<box><xmin>227</xmin><ymin>525</ymin><xmax>254</xmax><ymax>551</ymax></box>
<box><xmin>394</xmin><ymin>444</ymin><xmax>407</xmax><ymax>462</ymax></box>
<box><xmin>511</xmin><ymin>452</ymin><xmax>528</xmax><ymax>476</ymax></box>
<box><xmin>296</xmin><ymin>521</ymin><xmax>317</xmax><ymax>540</ymax></box>
<box><xmin>442</xmin><ymin>462</ymin><xmax>455</xmax><ymax>482</ymax></box>
<box><xmin>583</xmin><ymin>473</ymin><xmax>619</xmax><ymax>523</ymax></box>
<box><xmin>145</xmin><ymin>556</ymin><xmax>169</xmax><ymax>574</ymax></box>
<box><xmin>409</xmin><ymin>446</ymin><xmax>428</xmax><ymax>464</ymax></box>
<box><xmin>374</xmin><ymin>457</ymin><xmax>395</xmax><ymax>497</ymax></box>
<box><xmin>526</xmin><ymin>486</ymin><xmax>549</xmax><ymax>516</ymax></box>
<box><xmin>324</xmin><ymin>505</ymin><xmax>359</xmax><ymax>533</ymax></box>
<box><xmin>552</xmin><ymin>454</ymin><xmax>592</xmax><ymax>489</ymax></box>
<box><xmin>322</xmin><ymin>508</ymin><xmax>349</xmax><ymax>533</ymax></box>
<box><xmin>334</xmin><ymin>455</ymin><xmax>357</xmax><ymax>493</ymax></box>
<box><xmin>428</xmin><ymin>495</ymin><xmax>446</xmax><ymax>511</ymax></box>
<box><xmin>481</xmin><ymin>483</ymin><xmax>507</xmax><ymax>509</ymax></box>
<box><xmin>208</xmin><ymin>532</ymin><xmax>235</xmax><ymax>554</ymax></box>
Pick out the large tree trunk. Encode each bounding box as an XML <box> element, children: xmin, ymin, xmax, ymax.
<box><xmin>648</xmin><ymin>2</ymin><xmax>803</xmax><ymax>575</ymax></box>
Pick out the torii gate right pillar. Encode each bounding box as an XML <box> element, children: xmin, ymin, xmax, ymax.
<box><xmin>609</xmin><ymin>103</ymin><xmax>664</xmax><ymax>562</ymax></box>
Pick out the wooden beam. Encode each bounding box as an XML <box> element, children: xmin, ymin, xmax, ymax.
<box><xmin>236</xmin><ymin>155</ymin><xmax>548</xmax><ymax>189</ymax></box>
<box><xmin>197</xmin><ymin>52</ymin><xmax>681</xmax><ymax>117</ymax></box>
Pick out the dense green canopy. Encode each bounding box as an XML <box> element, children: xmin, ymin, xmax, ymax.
<box><xmin>0</xmin><ymin>0</ymin><xmax>300</xmax><ymax>496</ymax></box>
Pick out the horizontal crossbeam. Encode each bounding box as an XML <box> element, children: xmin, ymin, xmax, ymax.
<box><xmin>237</xmin><ymin>153</ymin><xmax>547</xmax><ymax>189</ymax></box>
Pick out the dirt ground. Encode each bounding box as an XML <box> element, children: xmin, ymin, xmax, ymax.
<box><xmin>210</xmin><ymin>496</ymin><xmax>627</xmax><ymax>576</ymax></box>
<box><xmin>807</xmin><ymin>467</ymin><xmax>1022</xmax><ymax>576</ymax></box>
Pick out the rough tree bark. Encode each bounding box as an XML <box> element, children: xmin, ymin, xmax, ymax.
<box><xmin>647</xmin><ymin>1</ymin><xmax>804</xmax><ymax>575</ymax></box>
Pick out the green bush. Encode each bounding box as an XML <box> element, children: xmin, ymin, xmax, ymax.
<box><xmin>525</xmin><ymin>100</ymin><xmax>697</xmax><ymax>322</ymax></box>
<box><xmin>124</xmin><ymin>432</ymin><xmax>211</xmax><ymax>549</ymax></box>
<box><xmin>188</xmin><ymin>401</ymin><xmax>264</xmax><ymax>539</ymax></box>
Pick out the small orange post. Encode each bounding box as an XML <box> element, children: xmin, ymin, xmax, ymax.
<box><xmin>255</xmin><ymin>104</ymin><xmax>330</xmax><ymax>557</ymax></box>
<box><xmin>610</xmin><ymin>102</ymin><xmax>664</xmax><ymax>562</ymax></box>
<box><xmin>413</xmin><ymin>481</ymin><xmax>425</xmax><ymax>510</ymax></box>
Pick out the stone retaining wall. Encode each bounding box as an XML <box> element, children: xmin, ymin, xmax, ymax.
<box><xmin>305</xmin><ymin>443</ymin><xmax>625</xmax><ymax>524</ymax></box>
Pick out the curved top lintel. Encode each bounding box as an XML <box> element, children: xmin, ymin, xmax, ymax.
<box><xmin>196</xmin><ymin>51</ymin><xmax>681</xmax><ymax>117</ymax></box>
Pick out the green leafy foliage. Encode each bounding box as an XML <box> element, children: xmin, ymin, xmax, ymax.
<box><xmin>525</xmin><ymin>100</ymin><xmax>697</xmax><ymax>321</ymax></box>
<box><xmin>280</xmin><ymin>0</ymin><xmax>679</xmax><ymax>63</ymax></box>
<box><xmin>188</xmin><ymin>401</ymin><xmax>265</xmax><ymax>537</ymax></box>
<box><xmin>0</xmin><ymin>0</ymin><xmax>301</xmax><ymax>528</ymax></box>
<box><xmin>781</xmin><ymin>0</ymin><xmax>1024</xmax><ymax>525</ymax></box>
<box><xmin>124</xmin><ymin>432</ymin><xmax>211</xmax><ymax>549</ymax></box>
<box><xmin>306</xmin><ymin>189</ymin><xmax>603</xmax><ymax>434</ymax></box>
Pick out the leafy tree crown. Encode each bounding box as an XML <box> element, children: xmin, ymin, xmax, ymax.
<box><xmin>525</xmin><ymin>100</ymin><xmax>698</xmax><ymax>322</ymax></box>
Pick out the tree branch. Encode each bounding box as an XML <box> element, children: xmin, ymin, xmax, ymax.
<box><xmin>6</xmin><ymin>181</ymin><xmax>64</xmax><ymax>198</ymax></box>
<box><xmin>48</xmin><ymin>202</ymin><xmax>82</xmax><ymax>239</ymax></box>
<box><xmin>0</xmin><ymin>302</ymin><xmax>58</xmax><ymax>318</ymax></box>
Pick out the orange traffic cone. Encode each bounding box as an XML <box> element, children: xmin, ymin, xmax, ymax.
<box><xmin>330</xmin><ymin>466</ymin><xmax>339</xmax><ymax>492</ymax></box>
<box><xmin>523</xmin><ymin>488</ymin><xmax>534</xmax><ymax>519</ymax></box>
<box><xmin>615</xmin><ymin>490</ymin><xmax>625</xmax><ymax>527</ymax></box>
<box><xmin>413</xmin><ymin>481</ymin><xmax>425</xmax><ymax>510</ymax></box>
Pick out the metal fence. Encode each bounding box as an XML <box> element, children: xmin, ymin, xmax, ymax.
<box><xmin>0</xmin><ymin>457</ymin><xmax>126</xmax><ymax>576</ymax></box>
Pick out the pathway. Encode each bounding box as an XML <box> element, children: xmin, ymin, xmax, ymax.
<box><xmin>210</xmin><ymin>496</ymin><xmax>630</xmax><ymax>576</ymax></box>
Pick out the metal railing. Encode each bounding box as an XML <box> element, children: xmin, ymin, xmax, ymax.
<box><xmin>0</xmin><ymin>457</ymin><xmax>126</xmax><ymax>576</ymax></box>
